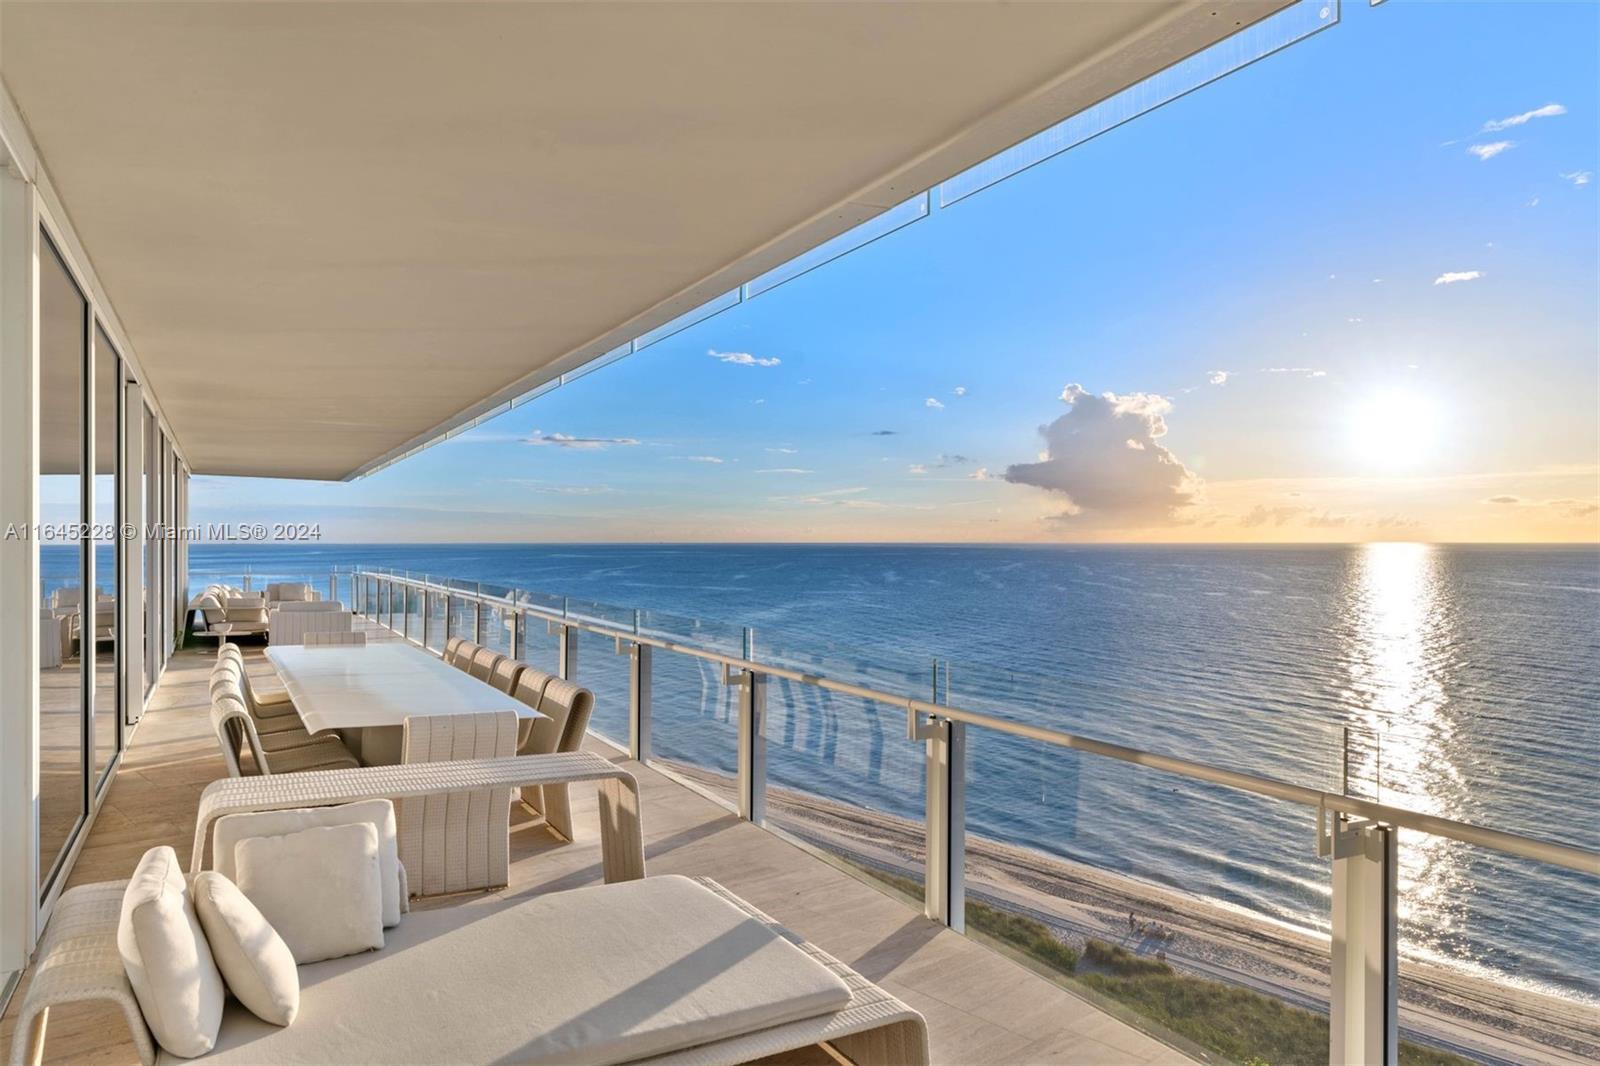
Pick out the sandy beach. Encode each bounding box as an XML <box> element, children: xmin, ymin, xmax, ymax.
<box><xmin>662</xmin><ymin>761</ymin><xmax>1599</xmax><ymax>1066</ymax></box>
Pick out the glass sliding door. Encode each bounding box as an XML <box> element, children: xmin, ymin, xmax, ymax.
<box><xmin>37</xmin><ymin>233</ymin><xmax>87</xmax><ymax>893</ymax></box>
<box><xmin>143</xmin><ymin>403</ymin><xmax>157</xmax><ymax>696</ymax></box>
<box><xmin>91</xmin><ymin>325</ymin><xmax>121</xmax><ymax>790</ymax></box>
<box><xmin>163</xmin><ymin>436</ymin><xmax>175</xmax><ymax>657</ymax></box>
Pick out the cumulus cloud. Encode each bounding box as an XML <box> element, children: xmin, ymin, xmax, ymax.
<box><xmin>1434</xmin><ymin>270</ymin><xmax>1483</xmax><ymax>285</ymax></box>
<box><xmin>925</xmin><ymin>398</ymin><xmax>945</xmax><ymax>409</ymax></box>
<box><xmin>1561</xmin><ymin>170</ymin><xmax>1593</xmax><ymax>186</ymax></box>
<box><xmin>1468</xmin><ymin>141</ymin><xmax>1515</xmax><ymax>161</ymax></box>
<box><xmin>953</xmin><ymin>386</ymin><xmax>968</xmax><ymax>397</ymax></box>
<box><xmin>708</xmin><ymin>348</ymin><xmax>780</xmax><ymax>367</ymax></box>
<box><xmin>969</xmin><ymin>468</ymin><xmax>990</xmax><ymax>481</ymax></box>
<box><xmin>526</xmin><ymin>431</ymin><xmax>640</xmax><ymax>450</ymax></box>
<box><xmin>1208</xmin><ymin>370</ymin><xmax>1229</xmax><ymax>386</ymax></box>
<box><xmin>1481</xmin><ymin>103</ymin><xmax>1565</xmax><ymax>132</ymax></box>
<box><xmin>1003</xmin><ymin>384</ymin><xmax>1197</xmax><ymax>523</ymax></box>
<box><xmin>907</xmin><ymin>464</ymin><xmax>928</xmax><ymax>475</ymax></box>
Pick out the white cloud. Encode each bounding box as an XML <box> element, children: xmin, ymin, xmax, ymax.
<box><xmin>908</xmin><ymin>464</ymin><xmax>928</xmax><ymax>475</ymax></box>
<box><xmin>526</xmin><ymin>431</ymin><xmax>640</xmax><ymax>450</ymax></box>
<box><xmin>1561</xmin><ymin>170</ymin><xmax>1593</xmax><ymax>186</ymax></box>
<box><xmin>969</xmin><ymin>468</ymin><xmax>990</xmax><ymax>481</ymax></box>
<box><xmin>708</xmin><ymin>348</ymin><xmax>780</xmax><ymax>368</ymax></box>
<box><xmin>686</xmin><ymin>455</ymin><xmax>724</xmax><ymax>464</ymax></box>
<box><xmin>756</xmin><ymin>468</ymin><xmax>812</xmax><ymax>475</ymax></box>
<box><xmin>1481</xmin><ymin>103</ymin><xmax>1565</xmax><ymax>132</ymax></box>
<box><xmin>1003</xmin><ymin>384</ymin><xmax>1197</xmax><ymax>523</ymax></box>
<box><xmin>1433</xmin><ymin>270</ymin><xmax>1483</xmax><ymax>286</ymax></box>
<box><xmin>1208</xmin><ymin>370</ymin><xmax>1229</xmax><ymax>386</ymax></box>
<box><xmin>753</xmin><ymin>399</ymin><xmax>765</xmax><ymax>405</ymax></box>
<box><xmin>953</xmin><ymin>386</ymin><xmax>968</xmax><ymax>397</ymax></box>
<box><xmin>925</xmin><ymin>397</ymin><xmax>944</xmax><ymax>409</ymax></box>
<box><xmin>1261</xmin><ymin>367</ymin><xmax>1328</xmax><ymax>378</ymax></box>
<box><xmin>1468</xmin><ymin>141</ymin><xmax>1515</xmax><ymax>161</ymax></box>
<box><xmin>766</xmin><ymin>447</ymin><xmax>798</xmax><ymax>454</ymax></box>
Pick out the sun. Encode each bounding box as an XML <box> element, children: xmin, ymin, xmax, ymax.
<box><xmin>1349</xmin><ymin>388</ymin><xmax>1441</xmax><ymax>469</ymax></box>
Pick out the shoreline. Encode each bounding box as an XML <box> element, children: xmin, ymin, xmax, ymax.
<box><xmin>663</xmin><ymin>761</ymin><xmax>1600</xmax><ymax>1066</ymax></box>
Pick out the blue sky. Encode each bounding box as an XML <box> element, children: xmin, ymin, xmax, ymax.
<box><xmin>195</xmin><ymin>0</ymin><xmax>1599</xmax><ymax>543</ymax></box>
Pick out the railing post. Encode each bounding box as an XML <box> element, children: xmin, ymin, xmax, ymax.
<box><xmin>630</xmin><ymin>643</ymin><xmax>652</xmax><ymax>763</ymax></box>
<box><xmin>558</xmin><ymin>625</ymin><xmax>577</xmax><ymax>680</ymax></box>
<box><xmin>421</xmin><ymin>589</ymin><xmax>431</xmax><ymax>648</ymax></box>
<box><xmin>736</xmin><ymin>670</ymin><xmax>767</xmax><ymax>824</ymax></box>
<box><xmin>443</xmin><ymin>593</ymin><xmax>453</xmax><ymax>643</ymax></box>
<box><xmin>474</xmin><ymin>583</ymin><xmax>485</xmax><ymax>644</ymax></box>
<box><xmin>922</xmin><ymin>715</ymin><xmax>966</xmax><ymax>930</ymax></box>
<box><xmin>1326</xmin><ymin>816</ymin><xmax>1398</xmax><ymax>1066</ymax></box>
<box><xmin>328</xmin><ymin>570</ymin><xmax>336</xmax><ymax>604</ymax></box>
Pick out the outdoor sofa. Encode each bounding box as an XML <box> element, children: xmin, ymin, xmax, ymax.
<box><xmin>9</xmin><ymin>760</ymin><xmax>928</xmax><ymax>1066</ymax></box>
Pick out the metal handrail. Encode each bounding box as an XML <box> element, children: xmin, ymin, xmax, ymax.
<box><xmin>351</xmin><ymin>568</ymin><xmax>1599</xmax><ymax>875</ymax></box>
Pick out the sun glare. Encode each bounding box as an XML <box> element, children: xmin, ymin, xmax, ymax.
<box><xmin>1349</xmin><ymin>388</ymin><xmax>1441</xmax><ymax>469</ymax></box>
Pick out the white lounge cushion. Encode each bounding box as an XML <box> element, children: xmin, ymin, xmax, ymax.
<box><xmin>191</xmin><ymin>872</ymin><xmax>299</xmax><ymax>1027</ymax></box>
<box><xmin>211</xmin><ymin>800</ymin><xmax>404</xmax><ymax>927</ymax></box>
<box><xmin>117</xmin><ymin>846</ymin><xmax>224</xmax><ymax>1059</ymax></box>
<box><xmin>234</xmin><ymin>824</ymin><xmax>385</xmax><ymax>965</ymax></box>
<box><xmin>195</xmin><ymin>875</ymin><xmax>852</xmax><ymax>1065</ymax></box>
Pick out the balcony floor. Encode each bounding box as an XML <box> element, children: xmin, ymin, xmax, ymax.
<box><xmin>2</xmin><ymin>622</ymin><xmax>1187</xmax><ymax>1065</ymax></box>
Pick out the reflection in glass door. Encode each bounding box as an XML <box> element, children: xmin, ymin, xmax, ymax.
<box><xmin>92</xmin><ymin>325</ymin><xmax>121</xmax><ymax>791</ymax></box>
<box><xmin>145</xmin><ymin>406</ymin><xmax>162</xmax><ymax>694</ymax></box>
<box><xmin>37</xmin><ymin>233</ymin><xmax>87</xmax><ymax>893</ymax></box>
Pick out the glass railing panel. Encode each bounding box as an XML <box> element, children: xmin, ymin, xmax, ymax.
<box><xmin>647</xmin><ymin>647</ymin><xmax>740</xmax><ymax>809</ymax></box>
<box><xmin>478</xmin><ymin>601</ymin><xmax>515</xmax><ymax>659</ymax></box>
<box><xmin>424</xmin><ymin>590</ymin><xmax>447</xmax><ymax>653</ymax></box>
<box><xmin>759</xmin><ymin>628</ymin><xmax>940</xmax><ymax>708</ymax></box>
<box><xmin>404</xmin><ymin>585</ymin><xmax>424</xmax><ymax>643</ymax></box>
<box><xmin>1398</xmin><ymin>847</ymin><xmax>1597</xmax><ymax>1064</ymax></box>
<box><xmin>512</xmin><ymin>588</ymin><xmax>564</xmax><ymax>620</ymax></box>
<box><xmin>446</xmin><ymin>594</ymin><xmax>475</xmax><ymax>646</ymax></box>
<box><xmin>944</xmin><ymin>656</ymin><xmax>1349</xmax><ymax>795</ymax></box>
<box><xmin>961</xmin><ymin>729</ymin><xmax>1333</xmax><ymax>1065</ymax></box>
<box><xmin>563</xmin><ymin>596</ymin><xmax>636</xmax><ymax>632</ymax></box>
<box><xmin>637</xmin><ymin>608</ymin><xmax>745</xmax><ymax>659</ymax></box>
<box><xmin>572</xmin><ymin>630</ymin><xmax>631</xmax><ymax>748</ymax></box>
<box><xmin>516</xmin><ymin>614</ymin><xmax>560</xmax><ymax>676</ymax></box>
<box><xmin>763</xmin><ymin>678</ymin><xmax>927</xmax><ymax>903</ymax></box>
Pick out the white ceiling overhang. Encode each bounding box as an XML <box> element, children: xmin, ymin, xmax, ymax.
<box><xmin>1</xmin><ymin>0</ymin><xmax>1294</xmax><ymax>480</ymax></box>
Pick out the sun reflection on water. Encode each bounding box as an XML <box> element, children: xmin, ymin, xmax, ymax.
<box><xmin>1341</xmin><ymin>542</ymin><xmax>1468</xmax><ymax>939</ymax></box>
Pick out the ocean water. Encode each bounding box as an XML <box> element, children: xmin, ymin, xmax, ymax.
<box><xmin>86</xmin><ymin>541</ymin><xmax>1600</xmax><ymax>1001</ymax></box>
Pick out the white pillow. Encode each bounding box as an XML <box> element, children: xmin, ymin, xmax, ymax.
<box><xmin>235</xmin><ymin>823</ymin><xmax>385</xmax><ymax>964</ymax></box>
<box><xmin>117</xmin><ymin>846</ymin><xmax>224</xmax><ymax>1058</ymax></box>
<box><xmin>191</xmin><ymin>871</ymin><xmax>299</xmax><ymax>1027</ymax></box>
<box><xmin>211</xmin><ymin>800</ymin><xmax>405</xmax><ymax>926</ymax></box>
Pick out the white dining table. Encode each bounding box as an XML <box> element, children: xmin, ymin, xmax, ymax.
<box><xmin>265</xmin><ymin>642</ymin><xmax>542</xmax><ymax>765</ymax></box>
